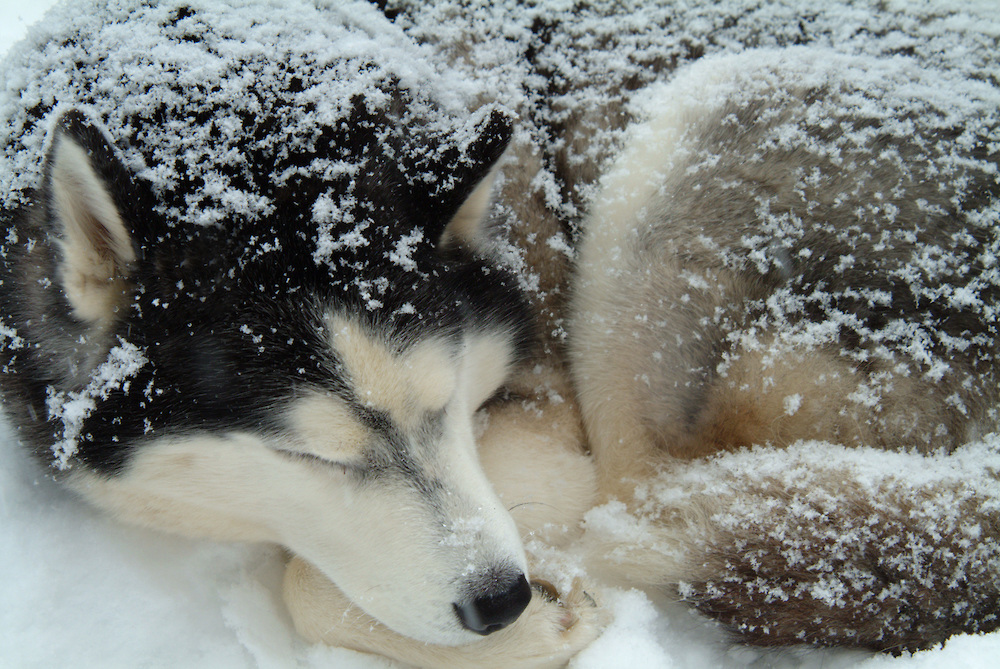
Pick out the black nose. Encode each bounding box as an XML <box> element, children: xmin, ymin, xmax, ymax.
<box><xmin>454</xmin><ymin>573</ymin><xmax>532</xmax><ymax>635</ymax></box>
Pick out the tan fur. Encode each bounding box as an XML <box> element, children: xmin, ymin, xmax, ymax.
<box><xmin>286</xmin><ymin>393</ymin><xmax>370</xmax><ymax>462</ymax></box>
<box><xmin>440</xmin><ymin>161</ymin><xmax>504</xmax><ymax>250</ymax></box>
<box><xmin>327</xmin><ymin>314</ymin><xmax>457</xmax><ymax>419</ymax></box>
<box><xmin>476</xmin><ymin>394</ymin><xmax>596</xmax><ymax>543</ymax></box>
<box><xmin>688</xmin><ymin>340</ymin><xmax>958</xmax><ymax>457</ymax></box>
<box><xmin>50</xmin><ymin>135</ymin><xmax>135</xmax><ymax>324</ymax></box>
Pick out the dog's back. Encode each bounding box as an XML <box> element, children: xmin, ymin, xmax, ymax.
<box><xmin>571</xmin><ymin>48</ymin><xmax>1000</xmax><ymax>650</ymax></box>
<box><xmin>574</xmin><ymin>49</ymin><xmax>1000</xmax><ymax>469</ymax></box>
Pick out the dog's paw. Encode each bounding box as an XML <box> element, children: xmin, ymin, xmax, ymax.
<box><xmin>410</xmin><ymin>576</ymin><xmax>605</xmax><ymax>669</ymax></box>
<box><xmin>530</xmin><ymin>578</ymin><xmax>601</xmax><ymax>638</ymax></box>
<box><xmin>284</xmin><ymin>556</ymin><xmax>605</xmax><ymax>669</ymax></box>
<box><xmin>512</xmin><ymin>579</ymin><xmax>608</xmax><ymax>667</ymax></box>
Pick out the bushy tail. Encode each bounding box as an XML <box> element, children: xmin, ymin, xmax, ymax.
<box><xmin>581</xmin><ymin>439</ymin><xmax>1000</xmax><ymax>652</ymax></box>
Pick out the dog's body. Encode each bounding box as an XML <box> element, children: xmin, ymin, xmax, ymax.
<box><xmin>576</xmin><ymin>49</ymin><xmax>1000</xmax><ymax>467</ymax></box>
<box><xmin>2</xmin><ymin>0</ymin><xmax>1000</xmax><ymax>665</ymax></box>
<box><xmin>571</xmin><ymin>48</ymin><xmax>1000</xmax><ymax>650</ymax></box>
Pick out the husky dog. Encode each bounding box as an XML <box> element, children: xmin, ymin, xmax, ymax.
<box><xmin>273</xmin><ymin>39</ymin><xmax>1000</xmax><ymax>658</ymax></box>
<box><xmin>0</xmin><ymin>1</ymin><xmax>599</xmax><ymax>666</ymax></box>
<box><xmin>5</xmin><ymin>0</ymin><xmax>1000</xmax><ymax>665</ymax></box>
<box><xmin>571</xmin><ymin>49</ymin><xmax>1000</xmax><ymax>650</ymax></box>
<box><xmin>376</xmin><ymin>0</ymin><xmax>1000</xmax><ymax>652</ymax></box>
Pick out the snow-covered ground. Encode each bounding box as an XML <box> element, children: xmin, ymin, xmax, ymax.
<box><xmin>2</xmin><ymin>2</ymin><xmax>1000</xmax><ymax>668</ymax></box>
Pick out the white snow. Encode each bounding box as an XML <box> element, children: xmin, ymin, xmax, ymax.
<box><xmin>387</xmin><ymin>229</ymin><xmax>424</xmax><ymax>272</ymax></box>
<box><xmin>45</xmin><ymin>339</ymin><xmax>148</xmax><ymax>469</ymax></box>
<box><xmin>783</xmin><ymin>394</ymin><xmax>802</xmax><ymax>417</ymax></box>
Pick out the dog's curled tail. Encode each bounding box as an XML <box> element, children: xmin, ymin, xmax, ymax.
<box><xmin>580</xmin><ymin>440</ymin><xmax>1000</xmax><ymax>652</ymax></box>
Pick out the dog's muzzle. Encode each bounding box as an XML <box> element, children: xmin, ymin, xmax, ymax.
<box><xmin>453</xmin><ymin>572</ymin><xmax>532</xmax><ymax>635</ymax></box>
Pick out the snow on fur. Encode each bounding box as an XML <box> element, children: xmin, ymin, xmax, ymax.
<box><xmin>568</xmin><ymin>43</ymin><xmax>1000</xmax><ymax>651</ymax></box>
<box><xmin>577</xmin><ymin>439</ymin><xmax>1000</xmax><ymax>648</ymax></box>
<box><xmin>656</xmin><ymin>441</ymin><xmax>1000</xmax><ymax>647</ymax></box>
<box><xmin>0</xmin><ymin>0</ymin><xmax>487</xmax><ymax>283</ymax></box>
<box><xmin>45</xmin><ymin>339</ymin><xmax>148</xmax><ymax>469</ymax></box>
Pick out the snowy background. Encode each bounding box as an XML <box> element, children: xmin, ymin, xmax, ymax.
<box><xmin>2</xmin><ymin>1</ymin><xmax>1000</xmax><ymax>668</ymax></box>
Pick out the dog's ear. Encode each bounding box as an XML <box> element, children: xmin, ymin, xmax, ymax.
<box><xmin>44</xmin><ymin>110</ymin><xmax>138</xmax><ymax>324</ymax></box>
<box><xmin>425</xmin><ymin>108</ymin><xmax>513</xmax><ymax>249</ymax></box>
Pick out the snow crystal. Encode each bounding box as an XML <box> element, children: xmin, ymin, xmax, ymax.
<box><xmin>387</xmin><ymin>229</ymin><xmax>423</xmax><ymax>272</ymax></box>
<box><xmin>546</xmin><ymin>232</ymin><xmax>574</xmax><ymax>259</ymax></box>
<box><xmin>45</xmin><ymin>339</ymin><xmax>148</xmax><ymax>470</ymax></box>
<box><xmin>0</xmin><ymin>319</ymin><xmax>24</xmax><ymax>351</ymax></box>
<box><xmin>783</xmin><ymin>393</ymin><xmax>802</xmax><ymax>416</ymax></box>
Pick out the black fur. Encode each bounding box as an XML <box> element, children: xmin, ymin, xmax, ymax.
<box><xmin>0</xmin><ymin>5</ymin><xmax>531</xmax><ymax>476</ymax></box>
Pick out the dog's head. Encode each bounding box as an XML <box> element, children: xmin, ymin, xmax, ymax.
<box><xmin>12</xmin><ymin>107</ymin><xmax>536</xmax><ymax>644</ymax></box>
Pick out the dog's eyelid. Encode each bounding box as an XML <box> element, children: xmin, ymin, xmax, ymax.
<box><xmin>273</xmin><ymin>447</ymin><xmax>368</xmax><ymax>474</ymax></box>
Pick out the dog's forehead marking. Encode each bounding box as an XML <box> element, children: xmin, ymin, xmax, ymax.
<box><xmin>287</xmin><ymin>393</ymin><xmax>369</xmax><ymax>462</ymax></box>
<box><xmin>326</xmin><ymin>314</ymin><xmax>457</xmax><ymax>420</ymax></box>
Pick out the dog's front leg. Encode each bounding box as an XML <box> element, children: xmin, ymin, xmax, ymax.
<box><xmin>283</xmin><ymin>556</ymin><xmax>601</xmax><ymax>669</ymax></box>
<box><xmin>475</xmin><ymin>392</ymin><xmax>598</xmax><ymax>545</ymax></box>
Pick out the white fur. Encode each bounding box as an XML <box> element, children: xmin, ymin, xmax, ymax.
<box><xmin>72</xmin><ymin>316</ymin><xmax>529</xmax><ymax>645</ymax></box>
<box><xmin>462</xmin><ymin>333</ymin><xmax>517</xmax><ymax>410</ymax></box>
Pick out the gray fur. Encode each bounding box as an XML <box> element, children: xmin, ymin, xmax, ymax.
<box><xmin>571</xmin><ymin>48</ymin><xmax>1000</xmax><ymax>651</ymax></box>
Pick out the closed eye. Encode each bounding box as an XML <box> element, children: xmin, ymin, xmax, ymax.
<box><xmin>273</xmin><ymin>448</ymin><xmax>368</xmax><ymax>476</ymax></box>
